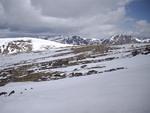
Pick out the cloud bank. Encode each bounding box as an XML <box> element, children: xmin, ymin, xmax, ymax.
<box><xmin>0</xmin><ymin>0</ymin><xmax>149</xmax><ymax>38</ymax></box>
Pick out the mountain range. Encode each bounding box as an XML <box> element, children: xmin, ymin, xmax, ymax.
<box><xmin>39</xmin><ymin>34</ymin><xmax>150</xmax><ymax>45</ymax></box>
<box><xmin>0</xmin><ymin>34</ymin><xmax>150</xmax><ymax>54</ymax></box>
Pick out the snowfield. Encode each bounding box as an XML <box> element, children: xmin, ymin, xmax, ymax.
<box><xmin>0</xmin><ymin>37</ymin><xmax>71</xmax><ymax>54</ymax></box>
<box><xmin>0</xmin><ymin>48</ymin><xmax>73</xmax><ymax>70</ymax></box>
<box><xmin>0</xmin><ymin>54</ymin><xmax>150</xmax><ymax>113</ymax></box>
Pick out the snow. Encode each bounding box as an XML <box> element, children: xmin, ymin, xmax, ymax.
<box><xmin>134</xmin><ymin>37</ymin><xmax>150</xmax><ymax>43</ymax></box>
<box><xmin>0</xmin><ymin>52</ymin><xmax>76</xmax><ymax>71</ymax></box>
<box><xmin>0</xmin><ymin>46</ymin><xmax>72</xmax><ymax>70</ymax></box>
<box><xmin>135</xmin><ymin>37</ymin><xmax>142</xmax><ymax>42</ymax></box>
<box><xmin>0</xmin><ymin>55</ymin><xmax>150</xmax><ymax>113</ymax></box>
<box><xmin>0</xmin><ymin>37</ymin><xmax>71</xmax><ymax>51</ymax></box>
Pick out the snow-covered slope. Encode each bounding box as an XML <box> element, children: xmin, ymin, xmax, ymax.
<box><xmin>0</xmin><ymin>37</ymin><xmax>70</xmax><ymax>54</ymax></box>
<box><xmin>0</xmin><ymin>54</ymin><xmax>150</xmax><ymax>113</ymax></box>
<box><xmin>102</xmin><ymin>34</ymin><xmax>150</xmax><ymax>45</ymax></box>
<box><xmin>0</xmin><ymin>41</ymin><xmax>150</xmax><ymax>113</ymax></box>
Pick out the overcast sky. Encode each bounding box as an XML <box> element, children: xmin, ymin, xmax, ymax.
<box><xmin>0</xmin><ymin>0</ymin><xmax>150</xmax><ymax>38</ymax></box>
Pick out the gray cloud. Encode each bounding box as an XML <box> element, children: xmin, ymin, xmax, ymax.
<box><xmin>31</xmin><ymin>0</ymin><xmax>127</xmax><ymax>18</ymax></box>
<box><xmin>0</xmin><ymin>0</ymin><xmax>149</xmax><ymax>38</ymax></box>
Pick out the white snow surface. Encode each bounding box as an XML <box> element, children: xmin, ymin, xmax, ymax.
<box><xmin>0</xmin><ymin>48</ymin><xmax>73</xmax><ymax>70</ymax></box>
<box><xmin>0</xmin><ymin>37</ymin><xmax>71</xmax><ymax>51</ymax></box>
<box><xmin>0</xmin><ymin>55</ymin><xmax>150</xmax><ymax>113</ymax></box>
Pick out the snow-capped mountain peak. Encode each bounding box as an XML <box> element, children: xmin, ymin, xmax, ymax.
<box><xmin>39</xmin><ymin>35</ymin><xmax>102</xmax><ymax>45</ymax></box>
<box><xmin>102</xmin><ymin>34</ymin><xmax>150</xmax><ymax>45</ymax></box>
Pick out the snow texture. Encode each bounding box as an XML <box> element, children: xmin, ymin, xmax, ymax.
<box><xmin>0</xmin><ymin>37</ymin><xmax>71</xmax><ymax>52</ymax></box>
<box><xmin>0</xmin><ymin>55</ymin><xmax>150</xmax><ymax>113</ymax></box>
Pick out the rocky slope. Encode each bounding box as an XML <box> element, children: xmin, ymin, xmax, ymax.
<box><xmin>39</xmin><ymin>35</ymin><xmax>102</xmax><ymax>45</ymax></box>
<box><xmin>102</xmin><ymin>34</ymin><xmax>150</xmax><ymax>45</ymax></box>
<box><xmin>39</xmin><ymin>34</ymin><xmax>150</xmax><ymax>45</ymax></box>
